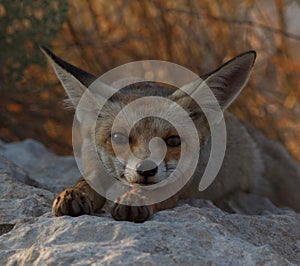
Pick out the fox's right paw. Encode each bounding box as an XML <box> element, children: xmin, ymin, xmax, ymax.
<box><xmin>111</xmin><ymin>188</ymin><xmax>153</xmax><ymax>223</ymax></box>
<box><xmin>111</xmin><ymin>203</ymin><xmax>152</xmax><ymax>223</ymax></box>
<box><xmin>52</xmin><ymin>188</ymin><xmax>93</xmax><ymax>217</ymax></box>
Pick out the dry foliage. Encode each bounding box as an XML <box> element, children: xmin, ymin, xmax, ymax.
<box><xmin>1</xmin><ymin>0</ymin><xmax>300</xmax><ymax>161</ymax></box>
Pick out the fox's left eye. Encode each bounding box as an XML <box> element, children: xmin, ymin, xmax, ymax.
<box><xmin>165</xmin><ymin>135</ymin><xmax>181</xmax><ymax>147</ymax></box>
<box><xmin>111</xmin><ymin>132</ymin><xmax>129</xmax><ymax>144</ymax></box>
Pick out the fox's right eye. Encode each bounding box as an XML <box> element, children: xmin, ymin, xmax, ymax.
<box><xmin>111</xmin><ymin>132</ymin><xmax>130</xmax><ymax>145</ymax></box>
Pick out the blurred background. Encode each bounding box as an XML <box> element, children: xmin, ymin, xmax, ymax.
<box><xmin>0</xmin><ymin>0</ymin><xmax>299</xmax><ymax>161</ymax></box>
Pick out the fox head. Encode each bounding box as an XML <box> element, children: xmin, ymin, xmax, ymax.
<box><xmin>41</xmin><ymin>47</ymin><xmax>256</xmax><ymax>186</ymax></box>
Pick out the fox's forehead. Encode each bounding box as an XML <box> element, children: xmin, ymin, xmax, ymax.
<box><xmin>130</xmin><ymin>117</ymin><xmax>177</xmax><ymax>137</ymax></box>
<box><xmin>115</xmin><ymin>81</ymin><xmax>178</xmax><ymax>97</ymax></box>
<box><xmin>97</xmin><ymin>81</ymin><xmax>179</xmax><ymax>124</ymax></box>
<box><xmin>96</xmin><ymin>84</ymin><xmax>179</xmax><ymax>141</ymax></box>
<box><xmin>96</xmin><ymin>80</ymin><xmax>208</xmax><ymax>144</ymax></box>
<box><xmin>100</xmin><ymin>113</ymin><xmax>177</xmax><ymax>136</ymax></box>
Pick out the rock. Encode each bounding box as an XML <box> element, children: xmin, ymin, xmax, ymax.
<box><xmin>0</xmin><ymin>155</ymin><xmax>53</xmax><ymax>224</ymax></box>
<box><xmin>0</xmin><ymin>224</ymin><xmax>14</xmax><ymax>237</ymax></box>
<box><xmin>0</xmin><ymin>139</ymin><xmax>299</xmax><ymax>265</ymax></box>
<box><xmin>0</xmin><ymin>139</ymin><xmax>80</xmax><ymax>193</ymax></box>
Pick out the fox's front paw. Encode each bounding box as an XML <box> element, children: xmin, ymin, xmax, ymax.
<box><xmin>52</xmin><ymin>188</ymin><xmax>93</xmax><ymax>217</ymax></box>
<box><xmin>111</xmin><ymin>189</ymin><xmax>153</xmax><ymax>223</ymax></box>
<box><xmin>111</xmin><ymin>203</ymin><xmax>152</xmax><ymax>223</ymax></box>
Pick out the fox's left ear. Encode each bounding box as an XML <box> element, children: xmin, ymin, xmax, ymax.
<box><xmin>40</xmin><ymin>46</ymin><xmax>97</xmax><ymax>107</ymax></box>
<box><xmin>171</xmin><ymin>51</ymin><xmax>256</xmax><ymax>114</ymax></box>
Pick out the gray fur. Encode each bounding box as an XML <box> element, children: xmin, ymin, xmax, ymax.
<box><xmin>44</xmin><ymin>47</ymin><xmax>300</xmax><ymax>215</ymax></box>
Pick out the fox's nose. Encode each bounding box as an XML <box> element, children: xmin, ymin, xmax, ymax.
<box><xmin>136</xmin><ymin>160</ymin><xmax>158</xmax><ymax>177</ymax></box>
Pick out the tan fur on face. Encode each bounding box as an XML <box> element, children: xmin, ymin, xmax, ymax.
<box><xmin>97</xmin><ymin>115</ymin><xmax>185</xmax><ymax>184</ymax></box>
<box><xmin>94</xmin><ymin>83</ymin><xmax>211</xmax><ymax>185</ymax></box>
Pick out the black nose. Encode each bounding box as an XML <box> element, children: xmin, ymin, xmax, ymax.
<box><xmin>136</xmin><ymin>160</ymin><xmax>158</xmax><ymax>177</ymax></box>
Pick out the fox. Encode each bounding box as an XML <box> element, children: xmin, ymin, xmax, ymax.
<box><xmin>41</xmin><ymin>46</ymin><xmax>300</xmax><ymax>222</ymax></box>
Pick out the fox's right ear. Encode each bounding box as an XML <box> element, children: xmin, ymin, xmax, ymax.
<box><xmin>40</xmin><ymin>46</ymin><xmax>97</xmax><ymax>107</ymax></box>
<box><xmin>170</xmin><ymin>51</ymin><xmax>256</xmax><ymax>121</ymax></box>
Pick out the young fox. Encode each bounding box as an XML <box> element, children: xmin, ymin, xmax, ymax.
<box><xmin>41</xmin><ymin>47</ymin><xmax>300</xmax><ymax>222</ymax></box>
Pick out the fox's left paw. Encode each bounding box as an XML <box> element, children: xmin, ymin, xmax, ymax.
<box><xmin>111</xmin><ymin>189</ymin><xmax>153</xmax><ymax>223</ymax></box>
<box><xmin>52</xmin><ymin>188</ymin><xmax>93</xmax><ymax>217</ymax></box>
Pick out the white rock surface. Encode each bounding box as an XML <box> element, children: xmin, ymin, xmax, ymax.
<box><xmin>0</xmin><ymin>139</ymin><xmax>299</xmax><ymax>265</ymax></box>
<box><xmin>0</xmin><ymin>139</ymin><xmax>80</xmax><ymax>193</ymax></box>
